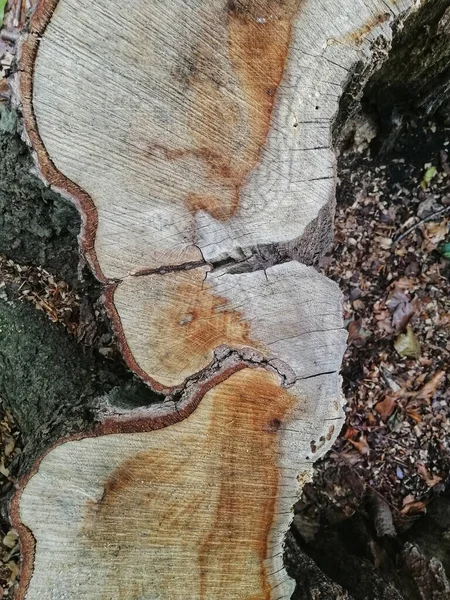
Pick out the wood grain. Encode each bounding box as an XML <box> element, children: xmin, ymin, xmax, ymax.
<box><xmin>13</xmin><ymin>0</ymin><xmax>419</xmax><ymax>598</ymax></box>
<box><xmin>16</xmin><ymin>0</ymin><xmax>417</xmax><ymax>387</ymax></box>
<box><xmin>112</xmin><ymin>262</ymin><xmax>346</xmax><ymax>389</ymax></box>
<box><xmin>17</xmin><ymin>368</ymin><xmax>343</xmax><ymax>600</ymax></box>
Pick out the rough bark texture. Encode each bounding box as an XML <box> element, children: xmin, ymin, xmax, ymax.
<box><xmin>0</xmin><ymin>107</ymin><xmax>80</xmax><ymax>285</ymax></box>
<box><xmin>364</xmin><ymin>0</ymin><xmax>450</xmax><ymax>120</ymax></box>
<box><xmin>0</xmin><ymin>286</ymin><xmax>159</xmax><ymax>471</ymax></box>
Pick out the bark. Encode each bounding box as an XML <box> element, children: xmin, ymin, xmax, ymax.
<box><xmin>364</xmin><ymin>0</ymin><xmax>450</xmax><ymax>120</ymax></box>
<box><xmin>0</xmin><ymin>106</ymin><xmax>80</xmax><ymax>285</ymax></box>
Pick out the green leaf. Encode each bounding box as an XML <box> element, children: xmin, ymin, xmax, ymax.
<box><xmin>438</xmin><ymin>242</ymin><xmax>450</xmax><ymax>259</ymax></box>
<box><xmin>421</xmin><ymin>166</ymin><xmax>437</xmax><ymax>190</ymax></box>
<box><xmin>394</xmin><ymin>326</ymin><xmax>421</xmax><ymax>359</ymax></box>
<box><xmin>0</xmin><ymin>0</ymin><xmax>7</xmax><ymax>28</ymax></box>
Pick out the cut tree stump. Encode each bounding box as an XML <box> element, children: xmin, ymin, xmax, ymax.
<box><xmin>11</xmin><ymin>0</ymin><xmax>419</xmax><ymax>598</ymax></box>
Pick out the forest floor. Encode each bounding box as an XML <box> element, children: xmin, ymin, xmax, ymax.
<box><xmin>295</xmin><ymin>116</ymin><xmax>450</xmax><ymax>550</ymax></box>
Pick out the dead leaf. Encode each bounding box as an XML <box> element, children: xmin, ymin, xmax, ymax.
<box><xmin>386</xmin><ymin>291</ymin><xmax>415</xmax><ymax>332</ymax></box>
<box><xmin>417</xmin><ymin>463</ymin><xmax>442</xmax><ymax>488</ymax></box>
<box><xmin>438</xmin><ymin>312</ymin><xmax>450</xmax><ymax>326</ymax></box>
<box><xmin>344</xmin><ymin>427</ymin><xmax>359</xmax><ymax>441</ymax></box>
<box><xmin>393</xmin><ymin>278</ymin><xmax>417</xmax><ymax>290</ymax></box>
<box><xmin>422</xmin><ymin>220</ymin><xmax>449</xmax><ymax>251</ymax></box>
<box><xmin>6</xmin><ymin>561</ymin><xmax>18</xmax><ymax>583</ymax></box>
<box><xmin>2</xmin><ymin>434</ymin><xmax>15</xmax><ymax>458</ymax></box>
<box><xmin>349</xmin><ymin>435</ymin><xmax>370</xmax><ymax>456</ymax></box>
<box><xmin>406</xmin><ymin>409</ymin><xmax>422</xmax><ymax>423</ymax></box>
<box><xmin>347</xmin><ymin>319</ymin><xmax>370</xmax><ymax>348</ymax></box>
<box><xmin>375</xmin><ymin>396</ymin><xmax>397</xmax><ymax>420</ymax></box>
<box><xmin>400</xmin><ymin>499</ymin><xmax>427</xmax><ymax>515</ymax></box>
<box><xmin>373</xmin><ymin>303</ymin><xmax>394</xmax><ymax>334</ymax></box>
<box><xmin>352</xmin><ymin>299</ymin><xmax>365</xmax><ymax>311</ymax></box>
<box><xmin>394</xmin><ymin>326</ymin><xmax>421</xmax><ymax>359</ymax></box>
<box><xmin>377</xmin><ymin>236</ymin><xmax>393</xmax><ymax>250</ymax></box>
<box><xmin>2</xmin><ymin>531</ymin><xmax>17</xmax><ymax>550</ymax></box>
<box><xmin>402</xmin><ymin>494</ymin><xmax>415</xmax><ymax>506</ymax></box>
<box><xmin>0</xmin><ymin>460</ymin><xmax>9</xmax><ymax>478</ymax></box>
<box><xmin>415</xmin><ymin>371</ymin><xmax>446</xmax><ymax>403</ymax></box>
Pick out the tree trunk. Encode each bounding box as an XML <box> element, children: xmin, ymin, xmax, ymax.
<box><xmin>0</xmin><ymin>0</ymin><xmax>449</xmax><ymax>598</ymax></box>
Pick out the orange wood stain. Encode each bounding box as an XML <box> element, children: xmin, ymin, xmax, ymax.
<box><xmin>227</xmin><ymin>0</ymin><xmax>301</xmax><ymax>152</ymax></box>
<box><xmin>190</xmin><ymin>0</ymin><xmax>300</xmax><ymax>221</ymax></box>
<box><xmin>147</xmin><ymin>269</ymin><xmax>265</xmax><ymax>375</ymax></box>
<box><xmin>82</xmin><ymin>369</ymin><xmax>299</xmax><ymax>599</ymax></box>
<box><xmin>156</xmin><ymin>0</ymin><xmax>302</xmax><ymax>222</ymax></box>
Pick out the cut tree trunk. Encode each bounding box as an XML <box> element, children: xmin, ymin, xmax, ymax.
<box><xmin>9</xmin><ymin>0</ymin><xmax>421</xmax><ymax>598</ymax></box>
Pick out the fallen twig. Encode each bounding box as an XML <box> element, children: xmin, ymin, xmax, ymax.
<box><xmin>393</xmin><ymin>205</ymin><xmax>450</xmax><ymax>245</ymax></box>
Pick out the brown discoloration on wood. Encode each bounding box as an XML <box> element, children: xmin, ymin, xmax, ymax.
<box><xmin>142</xmin><ymin>143</ymin><xmax>241</xmax><ymax>221</ymax></box>
<box><xmin>340</xmin><ymin>12</ymin><xmax>391</xmax><ymax>45</ymax></box>
<box><xmin>21</xmin><ymin>0</ymin><xmax>302</xmax><ymax>264</ymax></box>
<box><xmin>155</xmin><ymin>270</ymin><xmax>258</xmax><ymax>370</ymax></box>
<box><xmin>227</xmin><ymin>0</ymin><xmax>301</xmax><ymax>134</ymax></box>
<box><xmin>82</xmin><ymin>369</ymin><xmax>298</xmax><ymax>599</ymax></box>
<box><xmin>181</xmin><ymin>0</ymin><xmax>301</xmax><ymax>221</ymax></box>
<box><xmin>19</xmin><ymin>0</ymin><xmax>303</xmax><ymax>387</ymax></box>
<box><xmin>111</xmin><ymin>268</ymin><xmax>268</xmax><ymax>389</ymax></box>
<box><xmin>10</xmin><ymin>363</ymin><xmax>248</xmax><ymax>600</ymax></box>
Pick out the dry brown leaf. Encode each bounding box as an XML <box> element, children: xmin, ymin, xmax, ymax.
<box><xmin>2</xmin><ymin>435</ymin><xmax>15</xmax><ymax>458</ymax></box>
<box><xmin>417</xmin><ymin>463</ymin><xmax>442</xmax><ymax>488</ymax></box>
<box><xmin>349</xmin><ymin>435</ymin><xmax>370</xmax><ymax>456</ymax></box>
<box><xmin>400</xmin><ymin>500</ymin><xmax>427</xmax><ymax>515</ymax></box>
<box><xmin>393</xmin><ymin>278</ymin><xmax>417</xmax><ymax>290</ymax></box>
<box><xmin>347</xmin><ymin>319</ymin><xmax>370</xmax><ymax>348</ymax></box>
<box><xmin>415</xmin><ymin>370</ymin><xmax>446</xmax><ymax>403</ymax></box>
<box><xmin>438</xmin><ymin>312</ymin><xmax>450</xmax><ymax>326</ymax></box>
<box><xmin>334</xmin><ymin>450</ymin><xmax>361</xmax><ymax>466</ymax></box>
<box><xmin>375</xmin><ymin>396</ymin><xmax>397</xmax><ymax>420</ymax></box>
<box><xmin>386</xmin><ymin>291</ymin><xmax>415</xmax><ymax>332</ymax></box>
<box><xmin>344</xmin><ymin>427</ymin><xmax>359</xmax><ymax>441</ymax></box>
<box><xmin>373</xmin><ymin>305</ymin><xmax>395</xmax><ymax>334</ymax></box>
<box><xmin>352</xmin><ymin>299</ymin><xmax>365</xmax><ymax>311</ymax></box>
<box><xmin>402</xmin><ymin>494</ymin><xmax>415</xmax><ymax>506</ymax></box>
<box><xmin>421</xmin><ymin>220</ymin><xmax>449</xmax><ymax>251</ymax></box>
<box><xmin>406</xmin><ymin>409</ymin><xmax>422</xmax><ymax>423</ymax></box>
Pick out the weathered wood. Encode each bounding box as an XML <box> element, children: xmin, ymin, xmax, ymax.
<box><xmin>111</xmin><ymin>262</ymin><xmax>345</xmax><ymax>389</ymax></box>
<box><xmin>13</xmin><ymin>368</ymin><xmax>345</xmax><ymax>600</ymax></box>
<box><xmin>10</xmin><ymin>0</ymin><xmax>420</xmax><ymax>598</ymax></box>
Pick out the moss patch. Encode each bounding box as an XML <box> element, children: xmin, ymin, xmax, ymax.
<box><xmin>0</xmin><ymin>291</ymin><xmax>159</xmax><ymax>470</ymax></box>
<box><xmin>0</xmin><ymin>107</ymin><xmax>80</xmax><ymax>285</ymax></box>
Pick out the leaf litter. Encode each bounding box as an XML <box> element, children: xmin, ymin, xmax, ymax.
<box><xmin>298</xmin><ymin>116</ymin><xmax>450</xmax><ymax>540</ymax></box>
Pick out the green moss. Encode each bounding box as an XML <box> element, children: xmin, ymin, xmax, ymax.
<box><xmin>0</xmin><ymin>107</ymin><xmax>80</xmax><ymax>285</ymax></box>
<box><xmin>0</xmin><ymin>291</ymin><xmax>159</xmax><ymax>470</ymax></box>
